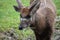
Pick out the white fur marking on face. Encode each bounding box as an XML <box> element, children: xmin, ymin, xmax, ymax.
<box><xmin>21</xmin><ymin>18</ymin><xmax>27</xmax><ymax>21</ymax></box>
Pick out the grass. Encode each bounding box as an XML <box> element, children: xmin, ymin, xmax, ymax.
<box><xmin>54</xmin><ymin>0</ymin><xmax>60</xmax><ymax>16</ymax></box>
<box><xmin>0</xmin><ymin>0</ymin><xmax>60</xmax><ymax>39</ymax></box>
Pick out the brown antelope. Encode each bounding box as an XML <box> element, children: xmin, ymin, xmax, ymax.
<box><xmin>13</xmin><ymin>0</ymin><xmax>56</xmax><ymax>40</ymax></box>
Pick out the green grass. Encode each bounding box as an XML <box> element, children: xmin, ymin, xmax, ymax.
<box><xmin>54</xmin><ymin>0</ymin><xmax>60</xmax><ymax>16</ymax></box>
<box><xmin>0</xmin><ymin>0</ymin><xmax>60</xmax><ymax>39</ymax></box>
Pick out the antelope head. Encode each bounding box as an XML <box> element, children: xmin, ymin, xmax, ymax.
<box><xmin>13</xmin><ymin>0</ymin><xmax>31</xmax><ymax>30</ymax></box>
<box><xmin>13</xmin><ymin>0</ymin><xmax>36</xmax><ymax>30</ymax></box>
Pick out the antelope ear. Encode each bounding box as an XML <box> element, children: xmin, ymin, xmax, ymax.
<box><xmin>13</xmin><ymin>6</ymin><xmax>20</xmax><ymax>12</ymax></box>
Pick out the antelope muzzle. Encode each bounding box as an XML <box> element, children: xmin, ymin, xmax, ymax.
<box><xmin>19</xmin><ymin>18</ymin><xmax>31</xmax><ymax>30</ymax></box>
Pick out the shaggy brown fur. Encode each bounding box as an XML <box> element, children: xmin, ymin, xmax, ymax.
<box><xmin>30</xmin><ymin>0</ymin><xmax>56</xmax><ymax>40</ymax></box>
<box><xmin>30</xmin><ymin>0</ymin><xmax>34</xmax><ymax>4</ymax></box>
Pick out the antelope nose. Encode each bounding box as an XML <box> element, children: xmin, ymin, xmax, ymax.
<box><xmin>19</xmin><ymin>26</ymin><xmax>23</xmax><ymax>30</ymax></box>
